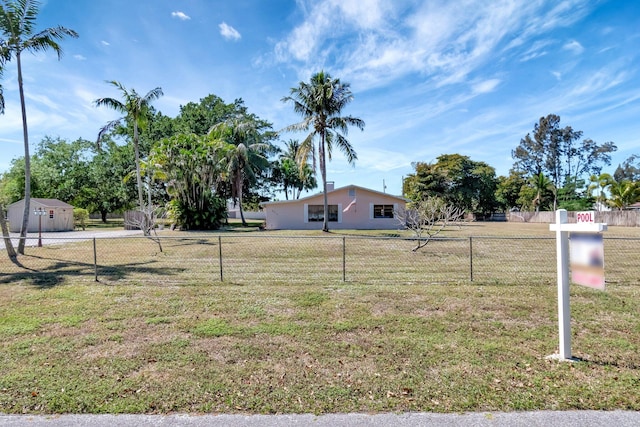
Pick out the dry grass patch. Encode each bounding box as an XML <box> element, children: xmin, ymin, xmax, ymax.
<box><xmin>2</xmin><ymin>222</ymin><xmax>640</xmax><ymax>286</ymax></box>
<box><xmin>0</xmin><ymin>279</ymin><xmax>639</xmax><ymax>414</ymax></box>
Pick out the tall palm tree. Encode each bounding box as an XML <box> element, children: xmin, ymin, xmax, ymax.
<box><xmin>608</xmin><ymin>180</ymin><xmax>640</xmax><ymax>210</ymax></box>
<box><xmin>282</xmin><ymin>71</ymin><xmax>365</xmax><ymax>232</ymax></box>
<box><xmin>95</xmin><ymin>81</ymin><xmax>163</xmax><ymax>216</ymax></box>
<box><xmin>0</xmin><ymin>202</ymin><xmax>16</xmax><ymax>260</ymax></box>
<box><xmin>0</xmin><ymin>50</ymin><xmax>7</xmax><ymax>114</ymax></box>
<box><xmin>0</xmin><ymin>0</ymin><xmax>77</xmax><ymax>254</ymax></box>
<box><xmin>529</xmin><ymin>172</ymin><xmax>555</xmax><ymax>212</ymax></box>
<box><xmin>588</xmin><ymin>173</ymin><xmax>613</xmax><ymax>211</ymax></box>
<box><xmin>277</xmin><ymin>139</ymin><xmax>317</xmax><ymax>200</ymax></box>
<box><xmin>210</xmin><ymin>118</ymin><xmax>270</xmax><ymax>226</ymax></box>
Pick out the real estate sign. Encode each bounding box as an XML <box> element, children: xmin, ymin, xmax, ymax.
<box><xmin>569</xmin><ymin>232</ymin><xmax>605</xmax><ymax>290</ymax></box>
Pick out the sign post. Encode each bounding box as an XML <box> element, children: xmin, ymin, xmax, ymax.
<box><xmin>548</xmin><ymin>209</ymin><xmax>607</xmax><ymax>361</ymax></box>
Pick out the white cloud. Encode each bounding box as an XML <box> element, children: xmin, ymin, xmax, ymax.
<box><xmin>273</xmin><ymin>0</ymin><xmax>595</xmax><ymax>91</ymax></box>
<box><xmin>171</xmin><ymin>11</ymin><xmax>190</xmax><ymax>21</ymax></box>
<box><xmin>551</xmin><ymin>71</ymin><xmax>562</xmax><ymax>80</ymax></box>
<box><xmin>472</xmin><ymin>79</ymin><xmax>501</xmax><ymax>94</ymax></box>
<box><xmin>101</xmin><ymin>40</ymin><xmax>110</xmax><ymax>46</ymax></box>
<box><xmin>331</xmin><ymin>0</ymin><xmax>388</xmax><ymax>29</ymax></box>
<box><xmin>357</xmin><ymin>148</ymin><xmax>412</xmax><ymax>172</ymax></box>
<box><xmin>563</xmin><ymin>40</ymin><xmax>585</xmax><ymax>54</ymax></box>
<box><xmin>219</xmin><ymin>22</ymin><xmax>241</xmax><ymax>41</ymax></box>
<box><xmin>73</xmin><ymin>54</ymin><xmax>86</xmax><ymax>61</ymax></box>
<box><xmin>519</xmin><ymin>39</ymin><xmax>553</xmax><ymax>62</ymax></box>
<box><xmin>25</xmin><ymin>93</ymin><xmax>60</xmax><ymax>111</ymax></box>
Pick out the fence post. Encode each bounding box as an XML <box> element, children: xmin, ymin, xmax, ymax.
<box><xmin>93</xmin><ymin>237</ymin><xmax>98</xmax><ymax>282</ymax></box>
<box><xmin>342</xmin><ymin>236</ymin><xmax>346</xmax><ymax>282</ymax></box>
<box><xmin>469</xmin><ymin>236</ymin><xmax>473</xmax><ymax>282</ymax></box>
<box><xmin>218</xmin><ymin>236</ymin><xmax>223</xmax><ymax>282</ymax></box>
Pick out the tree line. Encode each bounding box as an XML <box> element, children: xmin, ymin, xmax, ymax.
<box><xmin>2</xmin><ymin>0</ymin><xmax>638</xmax><ymax>262</ymax></box>
<box><xmin>403</xmin><ymin>114</ymin><xmax>638</xmax><ymax>216</ymax></box>
<box><xmin>1</xmin><ymin>1</ymin><xmax>366</xmax><ymax>260</ymax></box>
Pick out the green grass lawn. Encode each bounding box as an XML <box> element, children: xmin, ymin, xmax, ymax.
<box><xmin>0</xmin><ymin>280</ymin><xmax>638</xmax><ymax>414</ymax></box>
<box><xmin>1</xmin><ymin>222</ymin><xmax>639</xmax><ymax>414</ymax></box>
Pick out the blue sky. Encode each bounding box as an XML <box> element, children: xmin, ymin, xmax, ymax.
<box><xmin>1</xmin><ymin>0</ymin><xmax>639</xmax><ymax>197</ymax></box>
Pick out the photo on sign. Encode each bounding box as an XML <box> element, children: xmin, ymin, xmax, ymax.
<box><xmin>569</xmin><ymin>232</ymin><xmax>605</xmax><ymax>290</ymax></box>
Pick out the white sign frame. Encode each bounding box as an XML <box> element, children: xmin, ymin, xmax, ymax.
<box><xmin>548</xmin><ymin>209</ymin><xmax>607</xmax><ymax>361</ymax></box>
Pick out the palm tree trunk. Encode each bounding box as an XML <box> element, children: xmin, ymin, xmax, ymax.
<box><xmin>16</xmin><ymin>52</ymin><xmax>30</xmax><ymax>255</ymax></box>
<box><xmin>238</xmin><ymin>174</ymin><xmax>247</xmax><ymax>227</ymax></box>
<box><xmin>133</xmin><ymin>125</ymin><xmax>144</xmax><ymax>211</ymax></box>
<box><xmin>133</xmin><ymin>124</ymin><xmax>147</xmax><ymax>233</ymax></box>
<box><xmin>1</xmin><ymin>203</ymin><xmax>17</xmax><ymax>260</ymax></box>
<box><xmin>319</xmin><ymin>133</ymin><xmax>329</xmax><ymax>232</ymax></box>
<box><xmin>146</xmin><ymin>175</ymin><xmax>153</xmax><ymax>236</ymax></box>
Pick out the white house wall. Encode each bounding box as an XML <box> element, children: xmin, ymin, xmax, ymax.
<box><xmin>263</xmin><ymin>187</ymin><xmax>405</xmax><ymax>230</ymax></box>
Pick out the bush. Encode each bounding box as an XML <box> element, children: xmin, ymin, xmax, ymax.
<box><xmin>73</xmin><ymin>208</ymin><xmax>89</xmax><ymax>230</ymax></box>
<box><xmin>167</xmin><ymin>195</ymin><xmax>227</xmax><ymax>230</ymax></box>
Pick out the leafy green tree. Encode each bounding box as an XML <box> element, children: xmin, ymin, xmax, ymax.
<box><xmin>0</xmin><ymin>0</ymin><xmax>78</xmax><ymax>254</ymax></box>
<box><xmin>512</xmin><ymin>114</ymin><xmax>616</xmax><ymax>209</ymax></box>
<box><xmin>608</xmin><ymin>179</ymin><xmax>640</xmax><ymax>210</ymax></box>
<box><xmin>282</xmin><ymin>71</ymin><xmax>365</xmax><ymax>232</ymax></box>
<box><xmin>175</xmin><ymin>94</ymin><xmax>243</xmax><ymax>136</ymax></box>
<box><xmin>73</xmin><ymin>208</ymin><xmax>88</xmax><ymax>230</ymax></box>
<box><xmin>30</xmin><ymin>137</ymin><xmax>92</xmax><ymax>204</ymax></box>
<box><xmin>529</xmin><ymin>172</ymin><xmax>556</xmax><ymax>212</ymax></box>
<box><xmin>588</xmin><ymin>173</ymin><xmax>613</xmax><ymax>211</ymax></box>
<box><xmin>495</xmin><ymin>171</ymin><xmax>528</xmax><ymax>211</ymax></box>
<box><xmin>403</xmin><ymin>162</ymin><xmax>447</xmax><ymax>201</ymax></box>
<box><xmin>95</xmin><ymin>81</ymin><xmax>163</xmax><ymax>217</ymax></box>
<box><xmin>403</xmin><ymin>154</ymin><xmax>498</xmax><ymax>215</ymax></box>
<box><xmin>557</xmin><ymin>178</ymin><xmax>592</xmax><ymax>211</ymax></box>
<box><xmin>149</xmin><ymin>133</ymin><xmax>228</xmax><ymax>230</ymax></box>
<box><xmin>272</xmin><ymin>140</ymin><xmax>317</xmax><ymax>200</ymax></box>
<box><xmin>1</xmin><ymin>137</ymin><xmax>136</xmax><ymax>221</ymax></box>
<box><xmin>614</xmin><ymin>155</ymin><xmax>639</xmax><ymax>182</ymax></box>
<box><xmin>81</xmin><ymin>139</ymin><xmax>136</xmax><ymax>222</ymax></box>
<box><xmin>210</xmin><ymin>117</ymin><xmax>272</xmax><ymax>226</ymax></box>
<box><xmin>0</xmin><ymin>157</ymin><xmax>32</xmax><ymax>203</ymax></box>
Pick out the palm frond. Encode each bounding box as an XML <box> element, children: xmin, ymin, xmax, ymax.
<box><xmin>96</xmin><ymin>117</ymin><xmax>123</xmax><ymax>148</ymax></box>
<box><xmin>94</xmin><ymin>96</ymin><xmax>126</xmax><ymax>112</ymax></box>
<box><xmin>141</xmin><ymin>87</ymin><xmax>163</xmax><ymax>104</ymax></box>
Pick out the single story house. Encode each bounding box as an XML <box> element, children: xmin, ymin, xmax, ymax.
<box><xmin>261</xmin><ymin>183</ymin><xmax>407</xmax><ymax>230</ymax></box>
<box><xmin>7</xmin><ymin>198</ymin><xmax>74</xmax><ymax>233</ymax></box>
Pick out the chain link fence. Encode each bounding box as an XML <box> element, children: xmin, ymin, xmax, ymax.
<box><xmin>1</xmin><ymin>235</ymin><xmax>638</xmax><ymax>286</ymax></box>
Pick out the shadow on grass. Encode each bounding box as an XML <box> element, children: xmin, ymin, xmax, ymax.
<box><xmin>0</xmin><ymin>254</ymin><xmax>189</xmax><ymax>289</ymax></box>
<box><xmin>574</xmin><ymin>355</ymin><xmax>640</xmax><ymax>370</ymax></box>
<box><xmin>162</xmin><ymin>237</ymin><xmax>220</xmax><ymax>247</ymax></box>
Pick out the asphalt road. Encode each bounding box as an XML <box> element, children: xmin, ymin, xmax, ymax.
<box><xmin>1</xmin><ymin>411</ymin><xmax>640</xmax><ymax>426</ymax></box>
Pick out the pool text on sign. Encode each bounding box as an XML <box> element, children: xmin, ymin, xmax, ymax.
<box><xmin>576</xmin><ymin>211</ymin><xmax>595</xmax><ymax>223</ymax></box>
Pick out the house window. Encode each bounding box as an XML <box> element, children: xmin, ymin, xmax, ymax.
<box><xmin>49</xmin><ymin>210</ymin><xmax>54</xmax><ymax>219</ymax></box>
<box><xmin>308</xmin><ymin>205</ymin><xmax>338</xmax><ymax>222</ymax></box>
<box><xmin>373</xmin><ymin>204</ymin><xmax>394</xmax><ymax>218</ymax></box>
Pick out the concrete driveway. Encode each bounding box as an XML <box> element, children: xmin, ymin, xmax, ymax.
<box><xmin>0</xmin><ymin>229</ymin><xmax>145</xmax><ymax>250</ymax></box>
